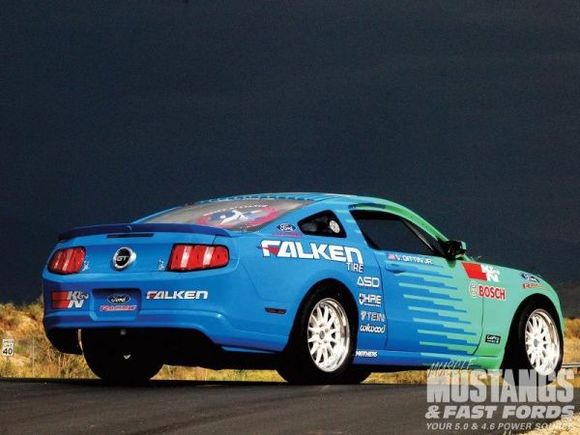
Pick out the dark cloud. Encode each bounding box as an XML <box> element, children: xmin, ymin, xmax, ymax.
<box><xmin>1</xmin><ymin>1</ymin><xmax>579</xmax><ymax>302</ymax></box>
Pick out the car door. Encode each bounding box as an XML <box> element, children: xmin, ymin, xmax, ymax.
<box><xmin>351</xmin><ymin>209</ymin><xmax>483</xmax><ymax>356</ymax></box>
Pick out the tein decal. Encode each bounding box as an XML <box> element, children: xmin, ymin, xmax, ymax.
<box><xmin>462</xmin><ymin>262</ymin><xmax>500</xmax><ymax>282</ymax></box>
<box><xmin>469</xmin><ymin>282</ymin><xmax>506</xmax><ymax>301</ymax></box>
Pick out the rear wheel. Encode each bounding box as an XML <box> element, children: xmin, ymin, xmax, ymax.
<box><xmin>277</xmin><ymin>286</ymin><xmax>363</xmax><ymax>384</ymax></box>
<box><xmin>502</xmin><ymin>304</ymin><xmax>562</xmax><ymax>385</ymax></box>
<box><xmin>81</xmin><ymin>329</ymin><xmax>163</xmax><ymax>384</ymax></box>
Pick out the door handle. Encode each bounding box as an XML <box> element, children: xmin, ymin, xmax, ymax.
<box><xmin>384</xmin><ymin>262</ymin><xmax>406</xmax><ymax>274</ymax></box>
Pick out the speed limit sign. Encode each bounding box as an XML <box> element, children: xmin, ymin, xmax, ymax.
<box><xmin>2</xmin><ymin>338</ymin><xmax>14</xmax><ymax>357</ymax></box>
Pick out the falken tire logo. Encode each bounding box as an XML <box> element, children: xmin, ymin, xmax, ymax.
<box><xmin>260</xmin><ymin>241</ymin><xmax>363</xmax><ymax>271</ymax></box>
<box><xmin>113</xmin><ymin>247</ymin><xmax>136</xmax><ymax>270</ymax></box>
<box><xmin>107</xmin><ymin>294</ymin><xmax>131</xmax><ymax>304</ymax></box>
<box><xmin>146</xmin><ymin>290</ymin><xmax>209</xmax><ymax>300</ymax></box>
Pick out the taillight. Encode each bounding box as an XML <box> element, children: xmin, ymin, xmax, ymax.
<box><xmin>168</xmin><ymin>245</ymin><xmax>229</xmax><ymax>271</ymax></box>
<box><xmin>48</xmin><ymin>247</ymin><xmax>86</xmax><ymax>274</ymax></box>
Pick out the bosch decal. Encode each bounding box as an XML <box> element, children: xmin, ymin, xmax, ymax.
<box><xmin>469</xmin><ymin>282</ymin><xmax>506</xmax><ymax>301</ymax></box>
<box><xmin>462</xmin><ymin>262</ymin><xmax>500</xmax><ymax>282</ymax></box>
<box><xmin>51</xmin><ymin>291</ymin><xmax>89</xmax><ymax>309</ymax></box>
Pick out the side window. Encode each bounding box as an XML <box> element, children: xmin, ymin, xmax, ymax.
<box><xmin>351</xmin><ymin>210</ymin><xmax>440</xmax><ymax>256</ymax></box>
<box><xmin>299</xmin><ymin>211</ymin><xmax>346</xmax><ymax>238</ymax></box>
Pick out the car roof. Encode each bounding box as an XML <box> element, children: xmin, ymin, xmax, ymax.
<box><xmin>198</xmin><ymin>192</ymin><xmax>447</xmax><ymax>240</ymax></box>
<box><xmin>199</xmin><ymin>192</ymin><xmax>397</xmax><ymax>207</ymax></box>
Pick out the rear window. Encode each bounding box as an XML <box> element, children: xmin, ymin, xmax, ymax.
<box><xmin>143</xmin><ymin>198</ymin><xmax>311</xmax><ymax>231</ymax></box>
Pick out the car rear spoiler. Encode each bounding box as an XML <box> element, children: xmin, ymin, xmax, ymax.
<box><xmin>58</xmin><ymin>223</ymin><xmax>233</xmax><ymax>241</ymax></box>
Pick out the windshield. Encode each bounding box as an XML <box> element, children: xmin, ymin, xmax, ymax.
<box><xmin>142</xmin><ymin>198</ymin><xmax>311</xmax><ymax>231</ymax></box>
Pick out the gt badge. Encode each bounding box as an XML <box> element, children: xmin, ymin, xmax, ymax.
<box><xmin>113</xmin><ymin>247</ymin><xmax>136</xmax><ymax>270</ymax></box>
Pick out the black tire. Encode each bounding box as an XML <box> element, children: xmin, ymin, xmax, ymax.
<box><xmin>501</xmin><ymin>302</ymin><xmax>562</xmax><ymax>386</ymax></box>
<box><xmin>277</xmin><ymin>284</ymin><xmax>361</xmax><ymax>384</ymax></box>
<box><xmin>81</xmin><ymin>329</ymin><xmax>163</xmax><ymax>384</ymax></box>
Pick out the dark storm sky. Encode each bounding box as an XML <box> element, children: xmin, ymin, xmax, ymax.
<box><xmin>1</xmin><ymin>2</ymin><xmax>579</xmax><ymax>303</ymax></box>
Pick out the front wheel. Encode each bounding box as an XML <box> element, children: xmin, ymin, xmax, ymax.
<box><xmin>81</xmin><ymin>329</ymin><xmax>163</xmax><ymax>384</ymax></box>
<box><xmin>502</xmin><ymin>305</ymin><xmax>562</xmax><ymax>385</ymax></box>
<box><xmin>278</xmin><ymin>289</ymin><xmax>360</xmax><ymax>384</ymax></box>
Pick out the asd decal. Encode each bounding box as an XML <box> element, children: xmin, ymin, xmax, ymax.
<box><xmin>469</xmin><ymin>282</ymin><xmax>506</xmax><ymax>301</ymax></box>
<box><xmin>357</xmin><ymin>276</ymin><xmax>380</xmax><ymax>288</ymax></box>
<box><xmin>51</xmin><ymin>290</ymin><xmax>89</xmax><ymax>309</ymax></box>
<box><xmin>261</xmin><ymin>240</ymin><xmax>364</xmax><ymax>272</ymax></box>
<box><xmin>388</xmin><ymin>252</ymin><xmax>433</xmax><ymax>265</ymax></box>
<box><xmin>462</xmin><ymin>262</ymin><xmax>500</xmax><ymax>282</ymax></box>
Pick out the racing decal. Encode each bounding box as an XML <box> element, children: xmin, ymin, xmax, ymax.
<box><xmin>146</xmin><ymin>290</ymin><xmax>208</xmax><ymax>300</ymax></box>
<box><xmin>358</xmin><ymin>293</ymin><xmax>382</xmax><ymax>308</ymax></box>
<box><xmin>360</xmin><ymin>323</ymin><xmax>386</xmax><ymax>334</ymax></box>
<box><xmin>361</xmin><ymin>310</ymin><xmax>385</xmax><ymax>322</ymax></box>
<box><xmin>521</xmin><ymin>273</ymin><xmax>543</xmax><ymax>289</ymax></box>
<box><xmin>51</xmin><ymin>291</ymin><xmax>89</xmax><ymax>309</ymax></box>
<box><xmin>196</xmin><ymin>204</ymin><xmax>278</xmax><ymax>229</ymax></box>
<box><xmin>99</xmin><ymin>304</ymin><xmax>137</xmax><ymax>312</ymax></box>
<box><xmin>462</xmin><ymin>262</ymin><xmax>500</xmax><ymax>282</ymax></box>
<box><xmin>273</xmin><ymin>223</ymin><xmax>301</xmax><ymax>238</ymax></box>
<box><xmin>469</xmin><ymin>282</ymin><xmax>506</xmax><ymax>301</ymax></box>
<box><xmin>387</xmin><ymin>252</ymin><xmax>433</xmax><ymax>265</ymax></box>
<box><xmin>99</xmin><ymin>293</ymin><xmax>137</xmax><ymax>312</ymax></box>
<box><xmin>357</xmin><ymin>276</ymin><xmax>380</xmax><ymax>288</ymax></box>
<box><xmin>260</xmin><ymin>241</ymin><xmax>363</xmax><ymax>271</ymax></box>
<box><xmin>355</xmin><ymin>350</ymin><xmax>378</xmax><ymax>358</ymax></box>
<box><xmin>485</xmin><ymin>334</ymin><xmax>501</xmax><ymax>344</ymax></box>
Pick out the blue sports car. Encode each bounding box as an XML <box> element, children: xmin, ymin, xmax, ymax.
<box><xmin>43</xmin><ymin>193</ymin><xmax>563</xmax><ymax>384</ymax></box>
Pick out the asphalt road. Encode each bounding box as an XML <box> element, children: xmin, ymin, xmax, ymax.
<box><xmin>0</xmin><ymin>379</ymin><xmax>578</xmax><ymax>434</ymax></box>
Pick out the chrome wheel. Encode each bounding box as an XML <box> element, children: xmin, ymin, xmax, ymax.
<box><xmin>307</xmin><ymin>298</ymin><xmax>350</xmax><ymax>372</ymax></box>
<box><xmin>524</xmin><ymin>309</ymin><xmax>560</xmax><ymax>376</ymax></box>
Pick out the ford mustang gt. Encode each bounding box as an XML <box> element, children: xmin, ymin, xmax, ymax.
<box><xmin>42</xmin><ymin>193</ymin><xmax>563</xmax><ymax>384</ymax></box>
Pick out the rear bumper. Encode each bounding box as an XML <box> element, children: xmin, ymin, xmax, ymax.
<box><xmin>43</xmin><ymin>308</ymin><xmax>287</xmax><ymax>352</ymax></box>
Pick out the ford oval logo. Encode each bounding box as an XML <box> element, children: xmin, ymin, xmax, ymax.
<box><xmin>113</xmin><ymin>247</ymin><xmax>136</xmax><ymax>270</ymax></box>
<box><xmin>107</xmin><ymin>294</ymin><xmax>130</xmax><ymax>304</ymax></box>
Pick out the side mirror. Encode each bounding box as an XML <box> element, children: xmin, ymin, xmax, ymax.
<box><xmin>440</xmin><ymin>240</ymin><xmax>467</xmax><ymax>259</ymax></box>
